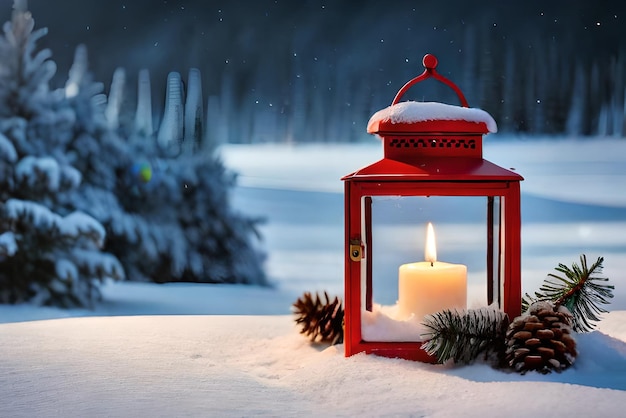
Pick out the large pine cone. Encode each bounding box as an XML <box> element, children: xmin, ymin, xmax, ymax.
<box><xmin>293</xmin><ymin>291</ymin><xmax>344</xmax><ymax>345</ymax></box>
<box><xmin>505</xmin><ymin>301</ymin><xmax>577</xmax><ymax>374</ymax></box>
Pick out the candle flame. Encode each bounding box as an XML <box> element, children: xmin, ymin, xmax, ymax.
<box><xmin>425</xmin><ymin>222</ymin><xmax>437</xmax><ymax>264</ymax></box>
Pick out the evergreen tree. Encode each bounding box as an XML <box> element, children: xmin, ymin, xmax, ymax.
<box><xmin>57</xmin><ymin>46</ymin><xmax>267</xmax><ymax>286</ymax></box>
<box><xmin>183</xmin><ymin>68</ymin><xmax>203</xmax><ymax>154</ymax></box>
<box><xmin>0</xmin><ymin>2</ymin><xmax>123</xmax><ymax>307</ymax></box>
<box><xmin>104</xmin><ymin>67</ymin><xmax>125</xmax><ymax>131</ymax></box>
<box><xmin>59</xmin><ymin>48</ymin><xmax>266</xmax><ymax>286</ymax></box>
<box><xmin>157</xmin><ymin>71</ymin><xmax>184</xmax><ymax>154</ymax></box>
<box><xmin>115</xmin><ymin>69</ymin><xmax>267</xmax><ymax>285</ymax></box>
<box><xmin>1</xmin><ymin>0</ymin><xmax>267</xmax><ymax>303</ymax></box>
<box><xmin>170</xmin><ymin>151</ymin><xmax>266</xmax><ymax>285</ymax></box>
<box><xmin>133</xmin><ymin>68</ymin><xmax>153</xmax><ymax>137</ymax></box>
<box><xmin>59</xmin><ymin>48</ymin><xmax>267</xmax><ymax>286</ymax></box>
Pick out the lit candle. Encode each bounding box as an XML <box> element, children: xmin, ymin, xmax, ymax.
<box><xmin>397</xmin><ymin>223</ymin><xmax>467</xmax><ymax>321</ymax></box>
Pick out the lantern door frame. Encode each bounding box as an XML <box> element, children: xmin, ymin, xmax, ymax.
<box><xmin>343</xmin><ymin>177</ymin><xmax>521</xmax><ymax>362</ymax></box>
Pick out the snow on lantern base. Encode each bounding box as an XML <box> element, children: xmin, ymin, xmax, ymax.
<box><xmin>361</xmin><ymin>304</ymin><xmax>428</xmax><ymax>342</ymax></box>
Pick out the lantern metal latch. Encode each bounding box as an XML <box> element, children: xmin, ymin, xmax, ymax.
<box><xmin>349</xmin><ymin>239</ymin><xmax>364</xmax><ymax>262</ymax></box>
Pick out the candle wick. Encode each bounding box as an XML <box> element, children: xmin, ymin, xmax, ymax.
<box><xmin>430</xmin><ymin>261</ymin><xmax>434</xmax><ymax>267</ymax></box>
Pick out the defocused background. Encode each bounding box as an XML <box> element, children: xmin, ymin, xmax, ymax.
<box><xmin>0</xmin><ymin>0</ymin><xmax>625</xmax><ymax>320</ymax></box>
<box><xmin>2</xmin><ymin>0</ymin><xmax>625</xmax><ymax>143</ymax></box>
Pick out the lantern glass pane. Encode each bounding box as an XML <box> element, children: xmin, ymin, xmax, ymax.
<box><xmin>361</xmin><ymin>195</ymin><xmax>499</xmax><ymax>342</ymax></box>
<box><xmin>489</xmin><ymin>196</ymin><xmax>503</xmax><ymax>305</ymax></box>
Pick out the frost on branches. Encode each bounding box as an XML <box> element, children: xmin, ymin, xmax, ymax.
<box><xmin>62</xmin><ymin>44</ymin><xmax>266</xmax><ymax>286</ymax></box>
<box><xmin>0</xmin><ymin>2</ymin><xmax>266</xmax><ymax>307</ymax></box>
<box><xmin>0</xmin><ymin>4</ymin><xmax>123</xmax><ymax>307</ymax></box>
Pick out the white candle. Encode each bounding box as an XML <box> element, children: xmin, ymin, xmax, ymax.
<box><xmin>397</xmin><ymin>223</ymin><xmax>467</xmax><ymax>321</ymax></box>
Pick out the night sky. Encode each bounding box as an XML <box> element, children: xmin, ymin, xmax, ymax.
<box><xmin>1</xmin><ymin>0</ymin><xmax>624</xmax><ymax>138</ymax></box>
<box><xmin>5</xmin><ymin>1</ymin><xmax>623</xmax><ymax>86</ymax></box>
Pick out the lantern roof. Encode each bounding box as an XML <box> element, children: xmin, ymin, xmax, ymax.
<box><xmin>367</xmin><ymin>101</ymin><xmax>497</xmax><ymax>135</ymax></box>
<box><xmin>343</xmin><ymin>53</ymin><xmax>523</xmax><ymax>183</ymax></box>
<box><xmin>343</xmin><ymin>156</ymin><xmax>522</xmax><ymax>182</ymax></box>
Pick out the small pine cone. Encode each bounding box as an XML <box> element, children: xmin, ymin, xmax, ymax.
<box><xmin>504</xmin><ymin>301</ymin><xmax>577</xmax><ymax>374</ymax></box>
<box><xmin>293</xmin><ymin>291</ymin><xmax>344</xmax><ymax>345</ymax></box>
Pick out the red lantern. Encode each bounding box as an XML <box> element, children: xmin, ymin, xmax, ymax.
<box><xmin>342</xmin><ymin>54</ymin><xmax>523</xmax><ymax>362</ymax></box>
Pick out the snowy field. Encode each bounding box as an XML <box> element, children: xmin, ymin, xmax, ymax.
<box><xmin>1</xmin><ymin>136</ymin><xmax>626</xmax><ymax>417</ymax></box>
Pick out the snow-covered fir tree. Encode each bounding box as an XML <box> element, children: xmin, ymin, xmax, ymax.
<box><xmin>53</xmin><ymin>19</ymin><xmax>266</xmax><ymax>284</ymax></box>
<box><xmin>0</xmin><ymin>0</ymin><xmax>266</xmax><ymax>307</ymax></box>
<box><xmin>116</xmin><ymin>68</ymin><xmax>266</xmax><ymax>285</ymax></box>
<box><xmin>60</xmin><ymin>44</ymin><xmax>267</xmax><ymax>285</ymax></box>
<box><xmin>0</xmin><ymin>1</ymin><xmax>123</xmax><ymax>307</ymax></box>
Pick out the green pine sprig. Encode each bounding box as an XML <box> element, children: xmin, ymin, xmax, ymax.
<box><xmin>422</xmin><ymin>254</ymin><xmax>613</xmax><ymax>364</ymax></box>
<box><xmin>421</xmin><ymin>307</ymin><xmax>509</xmax><ymax>364</ymax></box>
<box><xmin>522</xmin><ymin>254</ymin><xmax>613</xmax><ymax>332</ymax></box>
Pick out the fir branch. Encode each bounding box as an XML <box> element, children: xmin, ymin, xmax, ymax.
<box><xmin>421</xmin><ymin>308</ymin><xmax>509</xmax><ymax>364</ymax></box>
<box><xmin>522</xmin><ymin>254</ymin><xmax>613</xmax><ymax>332</ymax></box>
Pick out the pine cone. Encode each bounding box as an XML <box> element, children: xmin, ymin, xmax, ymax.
<box><xmin>505</xmin><ymin>301</ymin><xmax>577</xmax><ymax>374</ymax></box>
<box><xmin>293</xmin><ymin>291</ymin><xmax>344</xmax><ymax>345</ymax></box>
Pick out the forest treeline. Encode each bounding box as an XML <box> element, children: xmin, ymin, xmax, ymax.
<box><xmin>13</xmin><ymin>0</ymin><xmax>626</xmax><ymax>142</ymax></box>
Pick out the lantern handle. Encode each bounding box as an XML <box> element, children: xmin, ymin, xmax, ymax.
<box><xmin>391</xmin><ymin>54</ymin><xmax>470</xmax><ymax>107</ymax></box>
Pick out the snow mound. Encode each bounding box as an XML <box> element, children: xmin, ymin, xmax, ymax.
<box><xmin>1</xmin><ymin>315</ymin><xmax>626</xmax><ymax>418</ymax></box>
<box><xmin>367</xmin><ymin>101</ymin><xmax>498</xmax><ymax>133</ymax></box>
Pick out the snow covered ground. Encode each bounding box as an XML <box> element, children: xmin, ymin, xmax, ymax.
<box><xmin>1</xmin><ymin>136</ymin><xmax>626</xmax><ymax>417</ymax></box>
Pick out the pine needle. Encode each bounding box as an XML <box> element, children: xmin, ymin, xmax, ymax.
<box><xmin>522</xmin><ymin>254</ymin><xmax>613</xmax><ymax>332</ymax></box>
<box><xmin>421</xmin><ymin>307</ymin><xmax>509</xmax><ymax>364</ymax></box>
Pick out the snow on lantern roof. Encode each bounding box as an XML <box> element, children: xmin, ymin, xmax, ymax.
<box><xmin>367</xmin><ymin>101</ymin><xmax>498</xmax><ymax>135</ymax></box>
